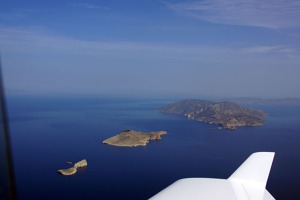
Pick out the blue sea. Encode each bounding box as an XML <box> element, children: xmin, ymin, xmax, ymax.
<box><xmin>6</xmin><ymin>95</ymin><xmax>300</xmax><ymax>200</ymax></box>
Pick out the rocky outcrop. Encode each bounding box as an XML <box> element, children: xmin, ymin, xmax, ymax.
<box><xmin>103</xmin><ymin>130</ymin><xmax>167</xmax><ymax>147</ymax></box>
<box><xmin>57</xmin><ymin>167</ymin><xmax>77</xmax><ymax>176</ymax></box>
<box><xmin>160</xmin><ymin>99</ymin><xmax>267</xmax><ymax>129</ymax></box>
<box><xmin>57</xmin><ymin>159</ymin><xmax>87</xmax><ymax>176</ymax></box>
<box><xmin>74</xmin><ymin>159</ymin><xmax>87</xmax><ymax>168</ymax></box>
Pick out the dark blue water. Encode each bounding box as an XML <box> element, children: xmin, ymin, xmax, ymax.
<box><xmin>6</xmin><ymin>95</ymin><xmax>300</xmax><ymax>200</ymax></box>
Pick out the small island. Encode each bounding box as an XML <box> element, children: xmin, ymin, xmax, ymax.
<box><xmin>57</xmin><ymin>159</ymin><xmax>87</xmax><ymax>176</ymax></box>
<box><xmin>159</xmin><ymin>99</ymin><xmax>267</xmax><ymax>129</ymax></box>
<box><xmin>103</xmin><ymin>130</ymin><xmax>167</xmax><ymax>147</ymax></box>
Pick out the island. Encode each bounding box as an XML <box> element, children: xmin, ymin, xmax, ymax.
<box><xmin>159</xmin><ymin>99</ymin><xmax>267</xmax><ymax>129</ymax></box>
<box><xmin>57</xmin><ymin>159</ymin><xmax>87</xmax><ymax>176</ymax></box>
<box><xmin>103</xmin><ymin>130</ymin><xmax>167</xmax><ymax>147</ymax></box>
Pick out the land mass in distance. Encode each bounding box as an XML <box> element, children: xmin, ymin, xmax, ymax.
<box><xmin>159</xmin><ymin>99</ymin><xmax>266</xmax><ymax>129</ymax></box>
<box><xmin>222</xmin><ymin>97</ymin><xmax>300</xmax><ymax>105</ymax></box>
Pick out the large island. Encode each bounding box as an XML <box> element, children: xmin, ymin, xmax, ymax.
<box><xmin>160</xmin><ymin>99</ymin><xmax>266</xmax><ymax>129</ymax></box>
<box><xmin>103</xmin><ymin>130</ymin><xmax>167</xmax><ymax>147</ymax></box>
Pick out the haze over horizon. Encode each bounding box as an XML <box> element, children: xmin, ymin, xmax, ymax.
<box><xmin>1</xmin><ymin>0</ymin><xmax>300</xmax><ymax>98</ymax></box>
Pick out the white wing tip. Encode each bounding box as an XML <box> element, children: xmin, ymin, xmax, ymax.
<box><xmin>228</xmin><ymin>152</ymin><xmax>275</xmax><ymax>186</ymax></box>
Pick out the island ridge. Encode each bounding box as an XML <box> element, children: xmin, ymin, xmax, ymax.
<box><xmin>159</xmin><ymin>99</ymin><xmax>266</xmax><ymax>129</ymax></box>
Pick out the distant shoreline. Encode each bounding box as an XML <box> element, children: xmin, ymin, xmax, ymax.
<box><xmin>160</xmin><ymin>99</ymin><xmax>266</xmax><ymax>129</ymax></box>
<box><xmin>219</xmin><ymin>97</ymin><xmax>300</xmax><ymax>106</ymax></box>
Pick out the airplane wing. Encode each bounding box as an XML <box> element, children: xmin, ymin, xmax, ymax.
<box><xmin>149</xmin><ymin>152</ymin><xmax>275</xmax><ymax>200</ymax></box>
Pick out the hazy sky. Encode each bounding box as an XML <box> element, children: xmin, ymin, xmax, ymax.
<box><xmin>1</xmin><ymin>0</ymin><xmax>300</xmax><ymax>98</ymax></box>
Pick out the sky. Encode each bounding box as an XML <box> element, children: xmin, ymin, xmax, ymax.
<box><xmin>1</xmin><ymin>0</ymin><xmax>300</xmax><ymax>98</ymax></box>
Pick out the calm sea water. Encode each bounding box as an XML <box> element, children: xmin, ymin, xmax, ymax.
<box><xmin>6</xmin><ymin>95</ymin><xmax>300</xmax><ymax>200</ymax></box>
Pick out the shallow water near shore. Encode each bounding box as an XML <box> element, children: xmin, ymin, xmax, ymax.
<box><xmin>6</xmin><ymin>95</ymin><xmax>300</xmax><ymax>200</ymax></box>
